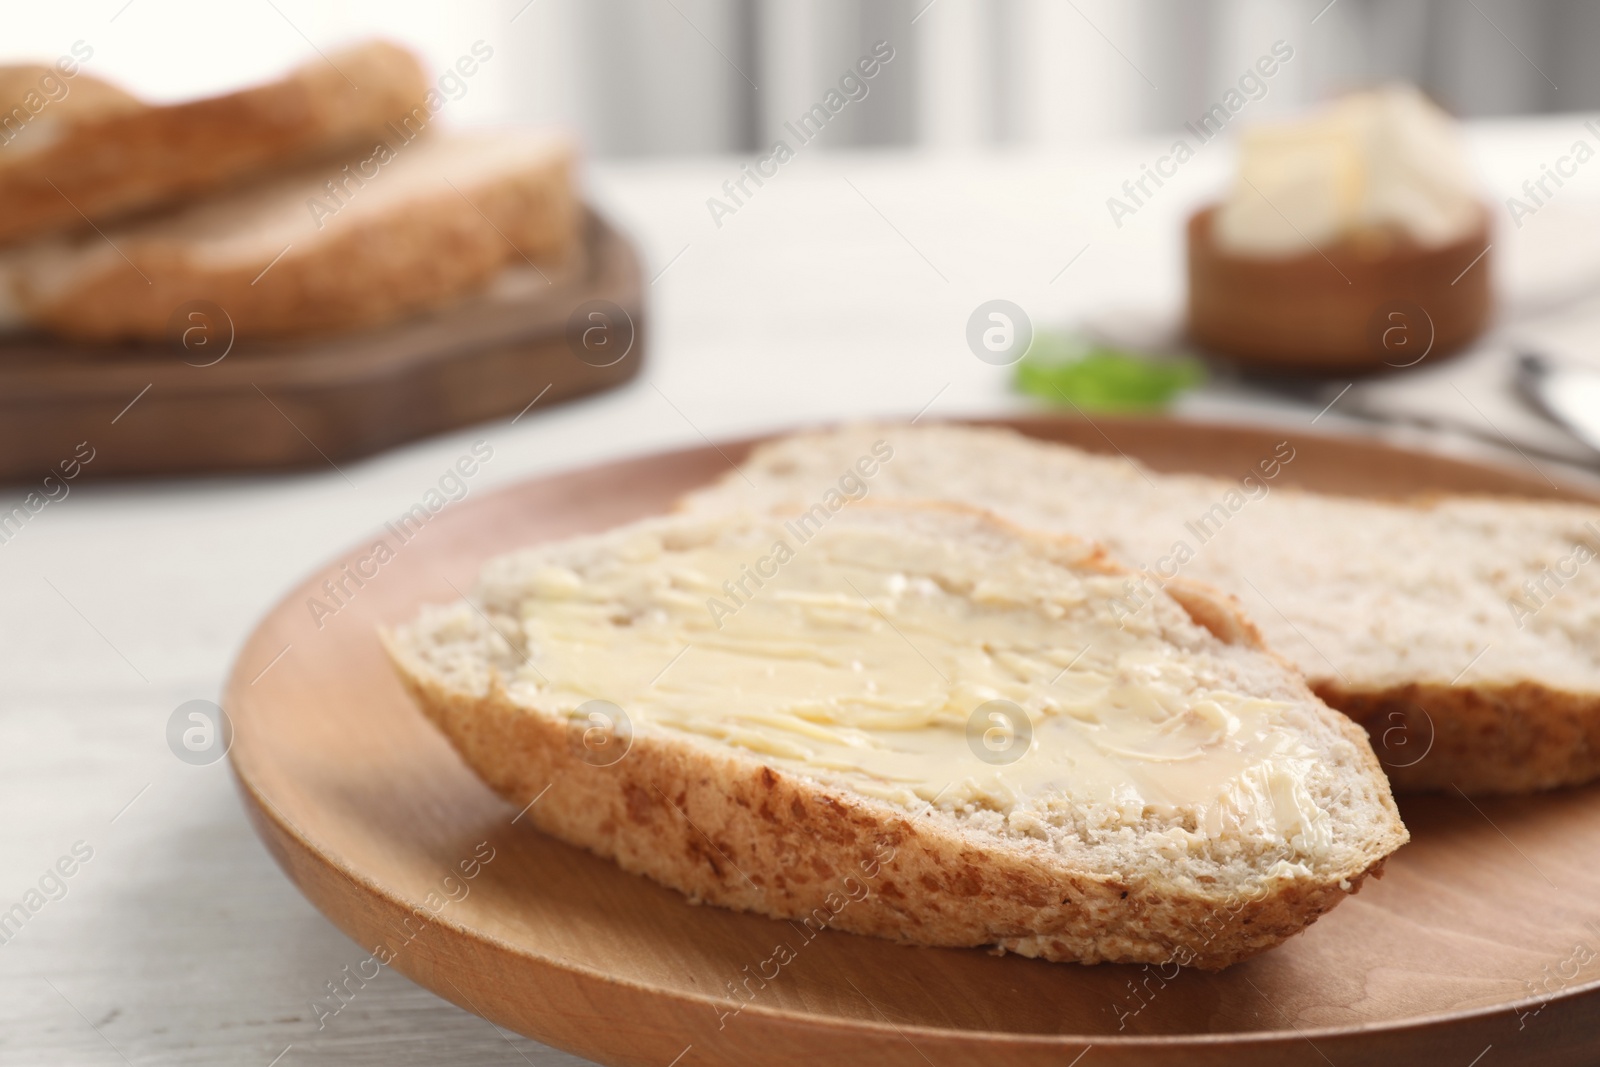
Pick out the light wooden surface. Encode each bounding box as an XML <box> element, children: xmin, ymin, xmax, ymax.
<box><xmin>227</xmin><ymin>418</ymin><xmax>1600</xmax><ymax>1067</ymax></box>
<box><xmin>5</xmin><ymin>130</ymin><xmax>1600</xmax><ymax>1066</ymax></box>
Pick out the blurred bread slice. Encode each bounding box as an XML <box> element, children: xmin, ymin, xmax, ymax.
<box><xmin>0</xmin><ymin>41</ymin><xmax>428</xmax><ymax>245</ymax></box>
<box><xmin>0</xmin><ymin>129</ymin><xmax>577</xmax><ymax>341</ymax></box>
<box><xmin>0</xmin><ymin>62</ymin><xmax>144</xmax><ymax>131</ymax></box>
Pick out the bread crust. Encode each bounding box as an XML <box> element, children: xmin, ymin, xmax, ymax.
<box><xmin>0</xmin><ymin>41</ymin><xmax>427</xmax><ymax>245</ymax></box>
<box><xmin>381</xmin><ymin>509</ymin><xmax>1406</xmax><ymax>970</ymax></box>
<box><xmin>1321</xmin><ymin>680</ymin><xmax>1600</xmax><ymax>794</ymax></box>
<box><xmin>22</xmin><ymin>141</ymin><xmax>577</xmax><ymax>340</ymax></box>
<box><xmin>386</xmin><ymin>652</ymin><xmax>1389</xmax><ymax>971</ymax></box>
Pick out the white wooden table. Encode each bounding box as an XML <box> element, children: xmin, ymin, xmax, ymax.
<box><xmin>3</xmin><ymin>124</ymin><xmax>1598</xmax><ymax>1065</ymax></box>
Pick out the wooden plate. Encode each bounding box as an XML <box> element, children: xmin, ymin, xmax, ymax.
<box><xmin>0</xmin><ymin>207</ymin><xmax>642</xmax><ymax>483</ymax></box>
<box><xmin>225</xmin><ymin>417</ymin><xmax>1600</xmax><ymax>1067</ymax></box>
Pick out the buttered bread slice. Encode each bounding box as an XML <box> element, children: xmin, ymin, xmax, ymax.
<box><xmin>384</xmin><ymin>504</ymin><xmax>1406</xmax><ymax>968</ymax></box>
<box><xmin>681</xmin><ymin>424</ymin><xmax>1600</xmax><ymax>794</ymax></box>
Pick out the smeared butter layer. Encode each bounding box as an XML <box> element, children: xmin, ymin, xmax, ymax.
<box><xmin>494</xmin><ymin>516</ymin><xmax>1331</xmax><ymax>857</ymax></box>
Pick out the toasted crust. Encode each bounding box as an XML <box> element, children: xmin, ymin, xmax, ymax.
<box><xmin>0</xmin><ymin>41</ymin><xmax>428</xmax><ymax>245</ymax></box>
<box><xmin>19</xmin><ymin>138</ymin><xmax>577</xmax><ymax>340</ymax></box>
<box><xmin>381</xmin><ymin>507</ymin><xmax>1407</xmax><ymax>970</ymax></box>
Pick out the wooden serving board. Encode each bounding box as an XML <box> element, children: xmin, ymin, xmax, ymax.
<box><xmin>225</xmin><ymin>417</ymin><xmax>1600</xmax><ymax>1067</ymax></box>
<box><xmin>0</xmin><ymin>208</ymin><xmax>642</xmax><ymax>483</ymax></box>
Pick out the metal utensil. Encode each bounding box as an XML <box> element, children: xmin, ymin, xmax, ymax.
<box><xmin>1516</xmin><ymin>351</ymin><xmax>1600</xmax><ymax>457</ymax></box>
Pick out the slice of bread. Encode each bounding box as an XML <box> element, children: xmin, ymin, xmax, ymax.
<box><xmin>383</xmin><ymin>503</ymin><xmax>1406</xmax><ymax>969</ymax></box>
<box><xmin>680</xmin><ymin>424</ymin><xmax>1600</xmax><ymax>794</ymax></box>
<box><xmin>0</xmin><ymin>41</ymin><xmax>427</xmax><ymax>245</ymax></box>
<box><xmin>0</xmin><ymin>128</ymin><xmax>576</xmax><ymax>340</ymax></box>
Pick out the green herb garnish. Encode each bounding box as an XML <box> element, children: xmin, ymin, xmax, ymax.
<box><xmin>1014</xmin><ymin>334</ymin><xmax>1204</xmax><ymax>413</ymax></box>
